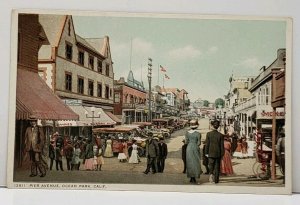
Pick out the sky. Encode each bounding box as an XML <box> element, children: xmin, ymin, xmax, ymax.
<box><xmin>73</xmin><ymin>15</ymin><xmax>286</xmax><ymax>102</ymax></box>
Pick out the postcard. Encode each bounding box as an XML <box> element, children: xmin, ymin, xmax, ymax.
<box><xmin>7</xmin><ymin>9</ymin><xmax>292</xmax><ymax>194</ymax></box>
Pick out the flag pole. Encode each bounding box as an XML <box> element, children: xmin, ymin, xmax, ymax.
<box><xmin>157</xmin><ymin>64</ymin><xmax>160</xmax><ymax>86</ymax></box>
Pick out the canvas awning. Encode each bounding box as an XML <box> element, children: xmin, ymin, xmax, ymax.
<box><xmin>16</xmin><ymin>69</ymin><xmax>79</xmax><ymax>120</ymax></box>
<box><xmin>56</xmin><ymin>105</ymin><xmax>116</xmax><ymax>127</ymax></box>
<box><xmin>105</xmin><ymin>111</ymin><xmax>122</xmax><ymax>123</ymax></box>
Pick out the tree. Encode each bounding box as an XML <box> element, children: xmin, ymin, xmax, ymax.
<box><xmin>203</xmin><ymin>100</ymin><xmax>209</xmax><ymax>107</ymax></box>
<box><xmin>215</xmin><ymin>98</ymin><xmax>225</xmax><ymax>108</ymax></box>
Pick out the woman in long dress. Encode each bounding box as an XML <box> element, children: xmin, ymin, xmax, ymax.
<box><xmin>117</xmin><ymin>140</ymin><xmax>127</xmax><ymax>162</ymax></box>
<box><xmin>233</xmin><ymin>139</ymin><xmax>243</xmax><ymax>158</ymax></box>
<box><xmin>104</xmin><ymin>137</ymin><xmax>113</xmax><ymax>158</ymax></box>
<box><xmin>185</xmin><ymin>124</ymin><xmax>202</xmax><ymax>184</ymax></box>
<box><xmin>97</xmin><ymin>147</ymin><xmax>104</xmax><ymax>171</ymax></box>
<box><xmin>221</xmin><ymin>137</ymin><xmax>234</xmax><ymax>175</ymax></box>
<box><xmin>84</xmin><ymin>139</ymin><xmax>94</xmax><ymax>170</ymax></box>
<box><xmin>129</xmin><ymin>141</ymin><xmax>139</xmax><ymax>164</ymax></box>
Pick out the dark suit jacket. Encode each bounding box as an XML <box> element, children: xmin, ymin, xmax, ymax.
<box><xmin>205</xmin><ymin>130</ymin><xmax>224</xmax><ymax>158</ymax></box>
<box><xmin>158</xmin><ymin>143</ymin><xmax>168</xmax><ymax>158</ymax></box>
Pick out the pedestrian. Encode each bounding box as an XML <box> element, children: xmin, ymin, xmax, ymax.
<box><xmin>144</xmin><ymin>133</ymin><xmax>160</xmax><ymax>174</ymax></box>
<box><xmin>241</xmin><ymin>137</ymin><xmax>248</xmax><ymax>159</ymax></box>
<box><xmin>118</xmin><ymin>139</ymin><xmax>127</xmax><ymax>162</ymax></box>
<box><xmin>84</xmin><ymin>138</ymin><xmax>94</xmax><ymax>171</ymax></box>
<box><xmin>205</xmin><ymin>120</ymin><xmax>224</xmax><ymax>184</ymax></box>
<box><xmin>220</xmin><ymin>136</ymin><xmax>234</xmax><ymax>175</ymax></box>
<box><xmin>24</xmin><ymin>119</ymin><xmax>46</xmax><ymax>177</ymax></box>
<box><xmin>157</xmin><ymin>138</ymin><xmax>168</xmax><ymax>173</ymax></box>
<box><xmin>49</xmin><ymin>138</ymin><xmax>55</xmax><ymax>171</ymax></box>
<box><xmin>104</xmin><ymin>136</ymin><xmax>113</xmax><ymax>158</ymax></box>
<box><xmin>181</xmin><ymin>139</ymin><xmax>187</xmax><ymax>174</ymax></box>
<box><xmin>233</xmin><ymin>139</ymin><xmax>243</xmax><ymax>159</ymax></box>
<box><xmin>71</xmin><ymin>143</ymin><xmax>81</xmax><ymax>170</ymax></box>
<box><xmin>276</xmin><ymin>131</ymin><xmax>285</xmax><ymax>183</ymax></box>
<box><xmin>202</xmin><ymin>140</ymin><xmax>209</xmax><ymax>174</ymax></box>
<box><xmin>185</xmin><ymin>123</ymin><xmax>202</xmax><ymax>184</ymax></box>
<box><xmin>129</xmin><ymin>140</ymin><xmax>139</xmax><ymax>164</ymax></box>
<box><xmin>96</xmin><ymin>146</ymin><xmax>104</xmax><ymax>171</ymax></box>
<box><xmin>93</xmin><ymin>143</ymin><xmax>98</xmax><ymax>170</ymax></box>
<box><xmin>55</xmin><ymin>134</ymin><xmax>64</xmax><ymax>171</ymax></box>
<box><xmin>64</xmin><ymin>140</ymin><xmax>74</xmax><ymax>171</ymax></box>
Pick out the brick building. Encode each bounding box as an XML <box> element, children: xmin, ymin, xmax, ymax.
<box><xmin>114</xmin><ymin>71</ymin><xmax>147</xmax><ymax>124</ymax></box>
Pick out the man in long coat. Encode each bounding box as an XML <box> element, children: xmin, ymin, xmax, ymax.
<box><xmin>24</xmin><ymin>119</ymin><xmax>46</xmax><ymax>177</ymax></box>
<box><xmin>157</xmin><ymin>138</ymin><xmax>168</xmax><ymax>173</ymax></box>
<box><xmin>205</xmin><ymin>120</ymin><xmax>224</xmax><ymax>183</ymax></box>
<box><xmin>144</xmin><ymin>133</ymin><xmax>160</xmax><ymax>174</ymax></box>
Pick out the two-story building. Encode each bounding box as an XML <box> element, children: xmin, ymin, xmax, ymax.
<box><xmin>114</xmin><ymin>71</ymin><xmax>147</xmax><ymax>124</ymax></box>
<box><xmin>38</xmin><ymin>15</ymin><xmax>117</xmax><ymax>136</ymax></box>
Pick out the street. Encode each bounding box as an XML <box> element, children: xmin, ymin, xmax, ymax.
<box><xmin>14</xmin><ymin>118</ymin><xmax>284</xmax><ymax>187</ymax></box>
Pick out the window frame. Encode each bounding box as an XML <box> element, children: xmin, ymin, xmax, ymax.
<box><xmin>77</xmin><ymin>76</ymin><xmax>84</xmax><ymax>94</ymax></box>
<box><xmin>65</xmin><ymin>72</ymin><xmax>72</xmax><ymax>92</ymax></box>
<box><xmin>65</xmin><ymin>42</ymin><xmax>73</xmax><ymax>60</ymax></box>
<box><xmin>88</xmin><ymin>80</ymin><xmax>94</xmax><ymax>96</ymax></box>
<box><xmin>97</xmin><ymin>82</ymin><xmax>102</xmax><ymax>98</ymax></box>
<box><xmin>78</xmin><ymin>50</ymin><xmax>85</xmax><ymax>66</ymax></box>
<box><xmin>88</xmin><ymin>55</ymin><xmax>94</xmax><ymax>70</ymax></box>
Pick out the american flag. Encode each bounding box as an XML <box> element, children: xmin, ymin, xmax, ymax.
<box><xmin>160</xmin><ymin>65</ymin><xmax>167</xmax><ymax>72</ymax></box>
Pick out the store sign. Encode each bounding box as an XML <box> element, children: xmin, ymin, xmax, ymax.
<box><xmin>63</xmin><ymin>99</ymin><xmax>82</xmax><ymax>106</ymax></box>
<box><xmin>257</xmin><ymin>108</ymin><xmax>285</xmax><ymax>119</ymax></box>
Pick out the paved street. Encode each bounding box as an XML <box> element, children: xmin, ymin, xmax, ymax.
<box><xmin>14</xmin><ymin>118</ymin><xmax>284</xmax><ymax>187</ymax></box>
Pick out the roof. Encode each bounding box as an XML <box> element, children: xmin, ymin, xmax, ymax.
<box><xmin>38</xmin><ymin>15</ymin><xmax>67</xmax><ymax>46</ymax></box>
<box><xmin>85</xmin><ymin>37</ymin><xmax>106</xmax><ymax>56</ymax></box>
<box><xmin>105</xmin><ymin>111</ymin><xmax>122</xmax><ymax>123</ymax></box>
<box><xmin>16</xmin><ymin>69</ymin><xmax>79</xmax><ymax>120</ymax></box>
<box><xmin>76</xmin><ymin>35</ymin><xmax>104</xmax><ymax>58</ymax></box>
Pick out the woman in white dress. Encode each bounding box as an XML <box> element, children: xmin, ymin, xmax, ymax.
<box><xmin>129</xmin><ymin>141</ymin><xmax>139</xmax><ymax>164</ymax></box>
<box><xmin>104</xmin><ymin>137</ymin><xmax>113</xmax><ymax>158</ymax></box>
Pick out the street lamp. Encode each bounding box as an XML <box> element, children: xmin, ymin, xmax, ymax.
<box><xmin>147</xmin><ymin>57</ymin><xmax>153</xmax><ymax>122</ymax></box>
<box><xmin>85</xmin><ymin>106</ymin><xmax>101</xmax><ymax>135</ymax></box>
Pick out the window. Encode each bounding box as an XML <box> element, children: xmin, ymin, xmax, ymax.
<box><xmin>97</xmin><ymin>83</ymin><xmax>102</xmax><ymax>98</ymax></box>
<box><xmin>65</xmin><ymin>43</ymin><xmax>73</xmax><ymax>60</ymax></box>
<box><xmin>114</xmin><ymin>93</ymin><xmax>120</xmax><ymax>103</ymax></box>
<box><xmin>105</xmin><ymin>85</ymin><xmax>109</xmax><ymax>99</ymax></box>
<box><xmin>110</xmin><ymin>88</ymin><xmax>112</xmax><ymax>97</ymax></box>
<box><xmin>89</xmin><ymin>56</ymin><xmax>94</xmax><ymax>69</ymax></box>
<box><xmin>106</xmin><ymin>64</ymin><xmax>110</xmax><ymax>76</ymax></box>
<box><xmin>78</xmin><ymin>51</ymin><xmax>84</xmax><ymax>65</ymax></box>
<box><xmin>78</xmin><ymin>77</ymin><xmax>84</xmax><ymax>94</ymax></box>
<box><xmin>65</xmin><ymin>73</ymin><xmax>72</xmax><ymax>91</ymax></box>
<box><xmin>97</xmin><ymin>60</ymin><xmax>103</xmax><ymax>73</ymax></box>
<box><xmin>88</xmin><ymin>80</ymin><xmax>94</xmax><ymax>96</ymax></box>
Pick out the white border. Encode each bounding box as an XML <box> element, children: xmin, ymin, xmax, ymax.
<box><xmin>6</xmin><ymin>9</ymin><xmax>292</xmax><ymax>195</ymax></box>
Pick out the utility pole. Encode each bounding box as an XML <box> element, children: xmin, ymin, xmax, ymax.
<box><xmin>148</xmin><ymin>58</ymin><xmax>152</xmax><ymax>122</ymax></box>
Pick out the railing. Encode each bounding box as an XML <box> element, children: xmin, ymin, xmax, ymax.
<box><xmin>235</xmin><ymin>96</ymin><xmax>256</xmax><ymax>112</ymax></box>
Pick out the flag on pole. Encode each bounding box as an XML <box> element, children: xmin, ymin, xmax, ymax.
<box><xmin>160</xmin><ymin>65</ymin><xmax>167</xmax><ymax>72</ymax></box>
<box><xmin>165</xmin><ymin>74</ymin><xmax>170</xmax><ymax>79</ymax></box>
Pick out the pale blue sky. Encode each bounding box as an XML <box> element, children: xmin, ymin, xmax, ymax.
<box><xmin>73</xmin><ymin>15</ymin><xmax>286</xmax><ymax>102</ymax></box>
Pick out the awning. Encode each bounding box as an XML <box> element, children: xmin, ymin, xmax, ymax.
<box><xmin>56</xmin><ymin>105</ymin><xmax>116</xmax><ymax>127</ymax></box>
<box><xmin>105</xmin><ymin>111</ymin><xmax>122</xmax><ymax>123</ymax></box>
<box><xmin>16</xmin><ymin>69</ymin><xmax>79</xmax><ymax>120</ymax></box>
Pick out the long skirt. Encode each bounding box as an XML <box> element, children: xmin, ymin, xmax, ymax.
<box><xmin>84</xmin><ymin>158</ymin><xmax>94</xmax><ymax>170</ymax></box>
<box><xmin>221</xmin><ymin>150</ymin><xmax>234</xmax><ymax>175</ymax></box>
<box><xmin>186</xmin><ymin>143</ymin><xmax>201</xmax><ymax>178</ymax></box>
<box><xmin>129</xmin><ymin>150</ymin><xmax>139</xmax><ymax>164</ymax></box>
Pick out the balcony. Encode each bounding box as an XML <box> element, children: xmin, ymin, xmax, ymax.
<box><xmin>234</xmin><ymin>96</ymin><xmax>256</xmax><ymax>112</ymax></box>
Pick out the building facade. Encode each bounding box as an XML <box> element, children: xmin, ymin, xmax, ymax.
<box><xmin>114</xmin><ymin>72</ymin><xmax>148</xmax><ymax>124</ymax></box>
<box><xmin>38</xmin><ymin>15</ymin><xmax>114</xmax><ymax>111</ymax></box>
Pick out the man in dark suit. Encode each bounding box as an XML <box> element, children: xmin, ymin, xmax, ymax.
<box><xmin>157</xmin><ymin>138</ymin><xmax>168</xmax><ymax>173</ymax></box>
<box><xmin>181</xmin><ymin>139</ymin><xmax>187</xmax><ymax>173</ymax></box>
<box><xmin>144</xmin><ymin>133</ymin><xmax>160</xmax><ymax>174</ymax></box>
<box><xmin>205</xmin><ymin>120</ymin><xmax>224</xmax><ymax>183</ymax></box>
